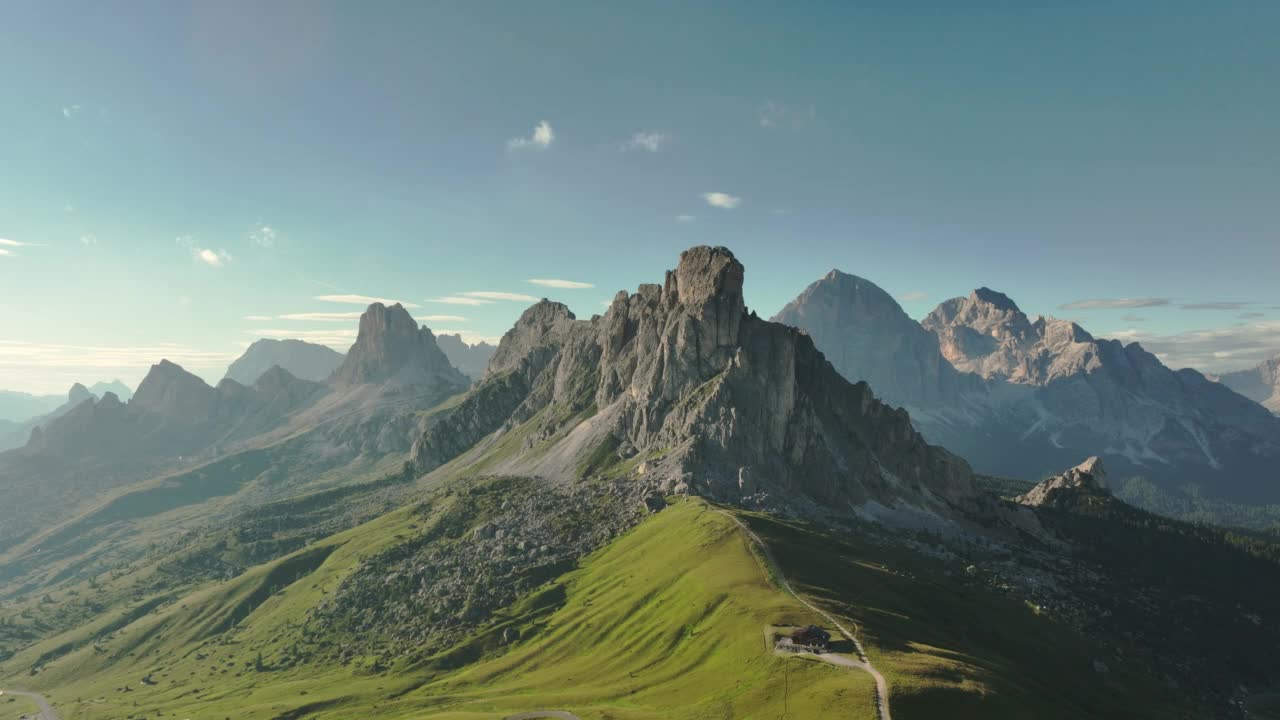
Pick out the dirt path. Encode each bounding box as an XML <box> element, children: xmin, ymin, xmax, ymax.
<box><xmin>0</xmin><ymin>690</ymin><xmax>60</xmax><ymax>720</ymax></box>
<box><xmin>718</xmin><ymin>510</ymin><xmax>892</xmax><ymax>720</ymax></box>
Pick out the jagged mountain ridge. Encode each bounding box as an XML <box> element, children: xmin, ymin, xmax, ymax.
<box><xmin>774</xmin><ymin>273</ymin><xmax>1280</xmax><ymax>505</ymax></box>
<box><xmin>413</xmin><ymin>246</ymin><xmax>976</xmax><ymax>519</ymax></box>
<box><xmin>223</xmin><ymin>338</ymin><xmax>345</xmax><ymax>385</ymax></box>
<box><xmin>1218</xmin><ymin>353</ymin><xmax>1280</xmax><ymax>414</ymax></box>
<box><xmin>434</xmin><ymin>333</ymin><xmax>496</xmax><ymax>381</ymax></box>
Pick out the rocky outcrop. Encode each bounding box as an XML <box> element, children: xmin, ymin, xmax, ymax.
<box><xmin>1218</xmin><ymin>353</ymin><xmax>1280</xmax><ymax>414</ymax></box>
<box><xmin>329</xmin><ymin>303</ymin><xmax>469</xmax><ymax>392</ymax></box>
<box><xmin>434</xmin><ymin>334</ymin><xmax>496</xmax><ymax>381</ymax></box>
<box><xmin>224</xmin><ymin>339</ymin><xmax>344</xmax><ymax>385</ymax></box>
<box><xmin>1016</xmin><ymin>456</ymin><xmax>1110</xmax><ymax>509</ymax></box>
<box><xmin>412</xmin><ymin>246</ymin><xmax>977</xmax><ymax>516</ymax></box>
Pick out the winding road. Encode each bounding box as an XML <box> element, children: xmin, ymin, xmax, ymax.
<box><xmin>0</xmin><ymin>690</ymin><xmax>60</xmax><ymax>720</ymax></box>
<box><xmin>718</xmin><ymin>509</ymin><xmax>892</xmax><ymax>720</ymax></box>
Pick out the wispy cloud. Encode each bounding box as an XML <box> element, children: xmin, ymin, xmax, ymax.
<box><xmin>1122</xmin><ymin>314</ymin><xmax>1147</xmax><ymax>323</ymax></box>
<box><xmin>416</xmin><ymin>315</ymin><xmax>469</xmax><ymax>324</ymax></box>
<box><xmin>80</xmin><ymin>233</ymin><xmax>98</xmax><ymax>246</ymax></box>
<box><xmin>1103</xmin><ymin>320</ymin><xmax>1280</xmax><ymax>373</ymax></box>
<box><xmin>1059</xmin><ymin>297</ymin><xmax>1171</xmax><ymax>310</ymax></box>
<box><xmin>897</xmin><ymin>291</ymin><xmax>928</xmax><ymax>302</ymax></box>
<box><xmin>249</xmin><ymin>329</ymin><xmax>357</xmax><ymax>349</ymax></box>
<box><xmin>0</xmin><ymin>339</ymin><xmax>238</xmax><ymax>394</ymax></box>
<box><xmin>676</xmin><ymin>214</ymin><xmax>696</xmax><ymax>223</ymax></box>
<box><xmin>428</xmin><ymin>296</ymin><xmax>493</xmax><ymax>306</ymax></box>
<box><xmin>1181</xmin><ymin>301</ymin><xmax>1252</xmax><ymax>311</ymax></box>
<box><xmin>621</xmin><ymin>131</ymin><xmax>668</xmax><ymax>152</ymax></box>
<box><xmin>757</xmin><ymin>101</ymin><xmax>816</xmax><ymax>129</ymax></box>
<box><xmin>276</xmin><ymin>312</ymin><xmax>364</xmax><ymax>322</ymax></box>
<box><xmin>507</xmin><ymin>120</ymin><xmax>555</xmax><ymax>150</ymax></box>
<box><xmin>61</xmin><ymin>104</ymin><xmax>81</xmax><ymax>119</ymax></box>
<box><xmin>702</xmin><ymin>192</ymin><xmax>741</xmax><ymax>209</ymax></box>
<box><xmin>0</xmin><ymin>238</ymin><xmax>45</xmax><ymax>248</ymax></box>
<box><xmin>313</xmin><ymin>294</ymin><xmax>421</xmax><ymax>308</ymax></box>
<box><xmin>249</xmin><ymin>224</ymin><xmax>277</xmax><ymax>248</ymax></box>
<box><xmin>0</xmin><ymin>248</ymin><xmax>11</xmax><ymax>257</ymax></box>
<box><xmin>1238</xmin><ymin>312</ymin><xmax>1266</xmax><ymax>319</ymax></box>
<box><xmin>461</xmin><ymin>291</ymin><xmax>541</xmax><ymax>302</ymax></box>
<box><xmin>527</xmin><ymin>278</ymin><xmax>593</xmax><ymax>289</ymax></box>
<box><xmin>243</xmin><ymin>315</ymin><xmax>272</xmax><ymax>321</ymax></box>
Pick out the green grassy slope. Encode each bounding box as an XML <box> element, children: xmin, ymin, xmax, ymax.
<box><xmin>4</xmin><ymin>499</ymin><xmax>875</xmax><ymax>720</ymax></box>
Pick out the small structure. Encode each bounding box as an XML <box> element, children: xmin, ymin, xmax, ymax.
<box><xmin>776</xmin><ymin>624</ymin><xmax>831</xmax><ymax>654</ymax></box>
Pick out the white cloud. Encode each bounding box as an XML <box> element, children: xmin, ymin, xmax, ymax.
<box><xmin>428</xmin><ymin>296</ymin><xmax>493</xmax><ymax>306</ymax></box>
<box><xmin>80</xmin><ymin>233</ymin><xmax>98</xmax><ymax>246</ymax></box>
<box><xmin>61</xmin><ymin>104</ymin><xmax>81</xmax><ymax>119</ymax></box>
<box><xmin>196</xmin><ymin>248</ymin><xmax>231</xmax><ymax>267</ymax></box>
<box><xmin>527</xmin><ymin>278</ymin><xmax>593</xmax><ymax>289</ymax></box>
<box><xmin>243</xmin><ymin>315</ymin><xmax>272</xmax><ymax>321</ymax></box>
<box><xmin>0</xmin><ymin>248</ymin><xmax>11</xmax><ymax>257</ymax></box>
<box><xmin>416</xmin><ymin>315</ymin><xmax>469</xmax><ymax>323</ymax></box>
<box><xmin>897</xmin><ymin>291</ymin><xmax>928</xmax><ymax>302</ymax></box>
<box><xmin>702</xmin><ymin>192</ymin><xmax>741</xmax><ymax>209</ymax></box>
<box><xmin>313</xmin><ymin>294</ymin><xmax>421</xmax><ymax>308</ymax></box>
<box><xmin>676</xmin><ymin>214</ymin><xmax>696</xmax><ymax>223</ymax></box>
<box><xmin>622</xmin><ymin>131</ymin><xmax>668</xmax><ymax>152</ymax></box>
<box><xmin>461</xmin><ymin>291</ymin><xmax>541</xmax><ymax>302</ymax></box>
<box><xmin>508</xmin><ymin>120</ymin><xmax>555</xmax><ymax>150</ymax></box>
<box><xmin>249</xmin><ymin>224</ymin><xmax>277</xmax><ymax>248</ymax></box>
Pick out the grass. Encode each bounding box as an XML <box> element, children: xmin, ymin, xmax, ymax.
<box><xmin>4</xmin><ymin>500</ymin><xmax>876</xmax><ymax>719</ymax></box>
<box><xmin>1</xmin><ymin>694</ymin><xmax>40</xmax><ymax>720</ymax></box>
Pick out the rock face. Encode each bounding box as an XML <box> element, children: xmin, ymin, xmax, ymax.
<box><xmin>330</xmin><ymin>303</ymin><xmax>469</xmax><ymax>391</ymax></box>
<box><xmin>413</xmin><ymin>246</ymin><xmax>976</xmax><ymax>517</ymax></box>
<box><xmin>434</xmin><ymin>334</ymin><xmax>496</xmax><ymax>381</ymax></box>
<box><xmin>1016</xmin><ymin>456</ymin><xmax>1110</xmax><ymax>508</ymax></box>
<box><xmin>1219</xmin><ymin>353</ymin><xmax>1280</xmax><ymax>415</ymax></box>
<box><xmin>224</xmin><ymin>339</ymin><xmax>345</xmax><ymax>385</ymax></box>
<box><xmin>775</xmin><ymin>275</ymin><xmax>1280</xmax><ymax>505</ymax></box>
<box><xmin>131</xmin><ymin>360</ymin><xmax>219</xmax><ymax>419</ymax></box>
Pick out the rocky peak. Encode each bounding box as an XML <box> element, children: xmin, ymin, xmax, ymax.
<box><xmin>131</xmin><ymin>359</ymin><xmax>217</xmax><ymax>419</ymax></box>
<box><xmin>1016</xmin><ymin>456</ymin><xmax>1110</xmax><ymax>508</ymax></box>
<box><xmin>414</xmin><ymin>245</ymin><xmax>977</xmax><ymax>518</ymax></box>
<box><xmin>68</xmin><ymin>382</ymin><xmax>93</xmax><ymax>405</ymax></box>
<box><xmin>972</xmin><ymin>287</ymin><xmax>1021</xmax><ymax>313</ymax></box>
<box><xmin>330</xmin><ymin>303</ymin><xmax>468</xmax><ymax>389</ymax></box>
<box><xmin>771</xmin><ymin>268</ymin><xmax>982</xmax><ymax>412</ymax></box>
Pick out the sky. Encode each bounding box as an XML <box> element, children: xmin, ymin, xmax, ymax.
<box><xmin>1</xmin><ymin>1</ymin><xmax>1277</xmax><ymax>395</ymax></box>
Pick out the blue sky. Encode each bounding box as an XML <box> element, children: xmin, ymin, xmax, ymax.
<box><xmin>1</xmin><ymin>1</ymin><xmax>1277</xmax><ymax>393</ymax></box>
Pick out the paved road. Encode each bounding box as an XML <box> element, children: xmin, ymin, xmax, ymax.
<box><xmin>0</xmin><ymin>690</ymin><xmax>60</xmax><ymax>720</ymax></box>
<box><xmin>718</xmin><ymin>510</ymin><xmax>892</xmax><ymax>720</ymax></box>
<box><xmin>503</xmin><ymin>713</ymin><xmax>581</xmax><ymax>720</ymax></box>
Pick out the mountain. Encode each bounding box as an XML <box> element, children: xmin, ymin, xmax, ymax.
<box><xmin>1218</xmin><ymin>353</ymin><xmax>1280</xmax><ymax>414</ymax></box>
<box><xmin>224</xmin><ymin>338</ymin><xmax>345</xmax><ymax>385</ymax></box>
<box><xmin>330</xmin><ymin>302</ymin><xmax>469</xmax><ymax>391</ymax></box>
<box><xmin>0</xmin><ymin>383</ymin><xmax>97</xmax><ymax>451</ymax></box>
<box><xmin>88</xmin><ymin>379</ymin><xmax>133</xmax><ymax>402</ymax></box>
<box><xmin>1015</xmin><ymin>456</ymin><xmax>1109</xmax><ymax>509</ymax></box>
<box><xmin>413</xmin><ymin>246</ymin><xmax>975</xmax><ymax>520</ymax></box>
<box><xmin>774</xmin><ymin>275</ymin><xmax>1280</xmax><ymax>508</ymax></box>
<box><xmin>434</xmin><ymin>332</ymin><xmax>496</xmax><ymax>380</ymax></box>
<box><xmin>0</xmin><ymin>390</ymin><xmax>63</xmax><ymax>422</ymax></box>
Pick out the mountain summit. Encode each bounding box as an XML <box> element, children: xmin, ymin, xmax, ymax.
<box><xmin>414</xmin><ymin>246</ymin><xmax>976</xmax><ymax>518</ymax></box>
<box><xmin>330</xmin><ymin>303</ymin><xmax>468</xmax><ymax>390</ymax></box>
<box><xmin>1219</xmin><ymin>352</ymin><xmax>1280</xmax><ymax>415</ymax></box>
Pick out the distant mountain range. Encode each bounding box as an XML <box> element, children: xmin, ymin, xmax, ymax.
<box><xmin>223</xmin><ymin>338</ymin><xmax>345</xmax><ymax>385</ymax></box>
<box><xmin>774</xmin><ymin>271</ymin><xmax>1280</xmax><ymax>507</ymax></box>
<box><xmin>1218</xmin><ymin>353</ymin><xmax>1280</xmax><ymax>414</ymax></box>
<box><xmin>434</xmin><ymin>333</ymin><xmax>496</xmax><ymax>380</ymax></box>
